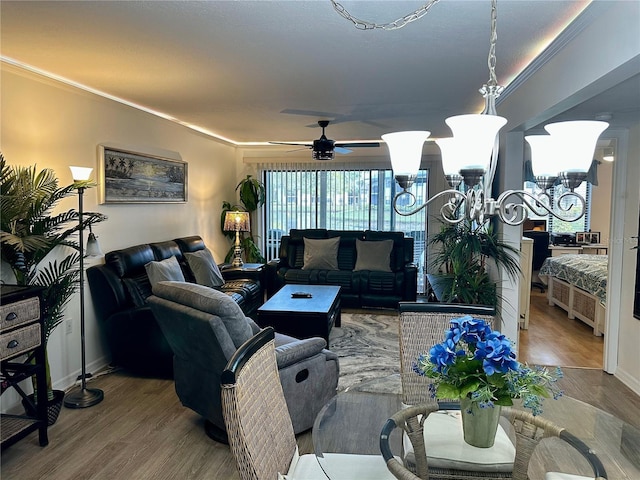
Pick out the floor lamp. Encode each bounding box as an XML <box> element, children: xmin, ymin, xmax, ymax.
<box><xmin>223</xmin><ymin>211</ymin><xmax>250</xmax><ymax>267</ymax></box>
<box><xmin>64</xmin><ymin>166</ymin><xmax>104</xmax><ymax>409</ymax></box>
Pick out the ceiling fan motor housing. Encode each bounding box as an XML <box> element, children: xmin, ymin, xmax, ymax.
<box><xmin>313</xmin><ymin>136</ymin><xmax>336</xmax><ymax>160</ymax></box>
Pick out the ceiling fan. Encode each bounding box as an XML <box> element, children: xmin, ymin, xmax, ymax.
<box><xmin>270</xmin><ymin>120</ymin><xmax>380</xmax><ymax>160</ymax></box>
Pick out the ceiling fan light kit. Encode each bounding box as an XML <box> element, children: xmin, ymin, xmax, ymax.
<box><xmin>332</xmin><ymin>0</ymin><xmax>608</xmax><ymax>226</ymax></box>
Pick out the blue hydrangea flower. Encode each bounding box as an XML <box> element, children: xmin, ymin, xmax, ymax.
<box><xmin>429</xmin><ymin>339</ymin><xmax>463</xmax><ymax>373</ymax></box>
<box><xmin>475</xmin><ymin>334</ymin><xmax>519</xmax><ymax>375</ymax></box>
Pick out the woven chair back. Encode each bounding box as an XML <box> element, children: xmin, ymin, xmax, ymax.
<box><xmin>398</xmin><ymin>302</ymin><xmax>497</xmax><ymax>406</ymax></box>
<box><xmin>221</xmin><ymin>328</ymin><xmax>297</xmax><ymax>480</ymax></box>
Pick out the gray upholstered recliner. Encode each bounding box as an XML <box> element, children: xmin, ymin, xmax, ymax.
<box><xmin>147</xmin><ymin>281</ymin><xmax>339</xmax><ymax>443</ymax></box>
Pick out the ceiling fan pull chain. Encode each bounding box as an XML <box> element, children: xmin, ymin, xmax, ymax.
<box><xmin>330</xmin><ymin>0</ymin><xmax>441</xmax><ymax>31</ymax></box>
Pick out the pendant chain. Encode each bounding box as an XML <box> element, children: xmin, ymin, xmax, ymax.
<box><xmin>487</xmin><ymin>0</ymin><xmax>498</xmax><ymax>87</ymax></box>
<box><xmin>329</xmin><ymin>0</ymin><xmax>441</xmax><ymax>31</ymax></box>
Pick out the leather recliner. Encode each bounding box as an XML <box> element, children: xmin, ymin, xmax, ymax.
<box><xmin>147</xmin><ymin>281</ymin><xmax>339</xmax><ymax>444</ymax></box>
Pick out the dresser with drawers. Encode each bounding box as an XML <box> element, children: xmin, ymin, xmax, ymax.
<box><xmin>1</xmin><ymin>285</ymin><xmax>49</xmax><ymax>450</ymax></box>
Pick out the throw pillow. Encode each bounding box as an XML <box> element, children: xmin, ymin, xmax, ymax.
<box><xmin>184</xmin><ymin>248</ymin><xmax>225</xmax><ymax>288</ymax></box>
<box><xmin>302</xmin><ymin>237</ymin><xmax>340</xmax><ymax>270</ymax></box>
<box><xmin>354</xmin><ymin>239</ymin><xmax>393</xmax><ymax>272</ymax></box>
<box><xmin>152</xmin><ymin>281</ymin><xmax>253</xmax><ymax>349</ymax></box>
<box><xmin>145</xmin><ymin>256</ymin><xmax>185</xmax><ymax>287</ymax></box>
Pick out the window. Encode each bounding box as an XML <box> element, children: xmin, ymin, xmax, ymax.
<box><xmin>261</xmin><ymin>164</ymin><xmax>429</xmax><ymax>292</ymax></box>
<box><xmin>523</xmin><ymin>181</ymin><xmax>592</xmax><ymax>233</ymax></box>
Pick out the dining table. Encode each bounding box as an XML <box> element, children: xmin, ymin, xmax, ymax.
<box><xmin>312</xmin><ymin>374</ymin><xmax>640</xmax><ymax>479</ymax></box>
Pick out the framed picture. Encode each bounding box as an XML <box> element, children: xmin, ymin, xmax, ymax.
<box><xmin>98</xmin><ymin>145</ymin><xmax>187</xmax><ymax>204</ymax></box>
<box><xmin>587</xmin><ymin>232</ymin><xmax>601</xmax><ymax>244</ymax></box>
<box><xmin>576</xmin><ymin>232</ymin><xmax>587</xmax><ymax>244</ymax></box>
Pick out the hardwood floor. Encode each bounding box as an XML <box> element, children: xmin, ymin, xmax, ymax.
<box><xmin>2</xmin><ymin>367</ymin><xmax>637</xmax><ymax>480</ymax></box>
<box><xmin>518</xmin><ymin>289</ymin><xmax>604</xmax><ymax>368</ymax></box>
<box><xmin>3</xmin><ymin>296</ymin><xmax>636</xmax><ymax>480</ymax></box>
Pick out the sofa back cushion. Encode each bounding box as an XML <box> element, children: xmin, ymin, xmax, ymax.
<box><xmin>106</xmin><ymin>244</ymin><xmax>156</xmax><ymax>307</ymax></box>
<box><xmin>152</xmin><ymin>281</ymin><xmax>253</xmax><ymax>349</ymax></box>
<box><xmin>328</xmin><ymin>230</ymin><xmax>364</xmax><ymax>270</ymax></box>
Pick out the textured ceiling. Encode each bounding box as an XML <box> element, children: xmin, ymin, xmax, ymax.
<box><xmin>1</xmin><ymin>0</ymin><xmax>637</xmax><ymax>151</ymax></box>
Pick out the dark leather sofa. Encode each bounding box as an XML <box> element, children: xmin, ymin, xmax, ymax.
<box><xmin>86</xmin><ymin>235</ymin><xmax>263</xmax><ymax>377</ymax></box>
<box><xmin>266</xmin><ymin>229</ymin><xmax>417</xmax><ymax>309</ymax></box>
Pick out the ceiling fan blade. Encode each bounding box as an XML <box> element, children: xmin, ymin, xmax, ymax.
<box><xmin>336</xmin><ymin>142</ymin><xmax>381</xmax><ymax>148</ymax></box>
<box><xmin>269</xmin><ymin>141</ymin><xmax>312</xmax><ymax>147</ymax></box>
<box><xmin>335</xmin><ymin>147</ymin><xmax>352</xmax><ymax>155</ymax></box>
<box><xmin>281</xmin><ymin>108</ymin><xmax>341</xmax><ymax>118</ymax></box>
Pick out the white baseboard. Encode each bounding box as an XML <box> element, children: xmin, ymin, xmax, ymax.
<box><xmin>614</xmin><ymin>367</ymin><xmax>640</xmax><ymax>397</ymax></box>
<box><xmin>1</xmin><ymin>356</ymin><xmax>111</xmax><ymax>415</ymax></box>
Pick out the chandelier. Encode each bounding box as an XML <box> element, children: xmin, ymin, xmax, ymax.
<box><xmin>332</xmin><ymin>0</ymin><xmax>609</xmax><ymax>226</ymax></box>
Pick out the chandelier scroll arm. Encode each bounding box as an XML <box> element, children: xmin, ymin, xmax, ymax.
<box><xmin>493</xmin><ymin>189</ymin><xmax>586</xmax><ymax>226</ymax></box>
<box><xmin>392</xmin><ymin>188</ymin><xmax>467</xmax><ymax>224</ymax></box>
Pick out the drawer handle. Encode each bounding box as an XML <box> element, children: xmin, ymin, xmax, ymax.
<box><xmin>5</xmin><ymin>312</ymin><xmax>18</xmax><ymax>322</ymax></box>
<box><xmin>7</xmin><ymin>339</ymin><xmax>19</xmax><ymax>349</ymax></box>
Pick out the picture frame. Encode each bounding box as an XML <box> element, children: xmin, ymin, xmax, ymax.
<box><xmin>587</xmin><ymin>232</ymin><xmax>601</xmax><ymax>244</ymax></box>
<box><xmin>576</xmin><ymin>232</ymin><xmax>587</xmax><ymax>244</ymax></box>
<box><xmin>98</xmin><ymin>145</ymin><xmax>187</xmax><ymax>204</ymax></box>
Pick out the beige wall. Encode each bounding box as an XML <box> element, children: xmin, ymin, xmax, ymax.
<box><xmin>1</xmin><ymin>65</ymin><xmax>239</xmax><ymax>406</ymax></box>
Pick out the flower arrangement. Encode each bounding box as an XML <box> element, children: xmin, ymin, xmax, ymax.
<box><xmin>414</xmin><ymin>316</ymin><xmax>563</xmax><ymax>415</ymax></box>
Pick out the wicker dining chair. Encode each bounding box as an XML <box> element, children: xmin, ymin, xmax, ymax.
<box><xmin>380</xmin><ymin>405</ymin><xmax>608</xmax><ymax>480</ymax></box>
<box><xmin>398</xmin><ymin>302</ymin><xmax>498</xmax><ymax>406</ymax></box>
<box><xmin>398</xmin><ymin>302</ymin><xmax>517</xmax><ymax>478</ymax></box>
<box><xmin>221</xmin><ymin>327</ymin><xmax>396</xmax><ymax>480</ymax></box>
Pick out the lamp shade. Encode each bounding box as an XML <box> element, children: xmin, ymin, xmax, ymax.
<box><xmin>444</xmin><ymin>114</ymin><xmax>507</xmax><ymax>172</ymax></box>
<box><xmin>85</xmin><ymin>232</ymin><xmax>103</xmax><ymax>257</ymax></box>
<box><xmin>382</xmin><ymin>131</ymin><xmax>431</xmax><ymax>178</ymax></box>
<box><xmin>544</xmin><ymin>120</ymin><xmax>608</xmax><ymax>173</ymax></box>
<box><xmin>525</xmin><ymin>135</ymin><xmax>557</xmax><ymax>177</ymax></box>
<box><xmin>69</xmin><ymin>166</ymin><xmax>93</xmax><ymax>181</ymax></box>
<box><xmin>224</xmin><ymin>211</ymin><xmax>250</xmax><ymax>232</ymax></box>
<box><xmin>435</xmin><ymin>137</ymin><xmax>464</xmax><ymax>176</ymax></box>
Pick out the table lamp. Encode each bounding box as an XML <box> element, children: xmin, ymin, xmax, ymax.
<box><xmin>224</xmin><ymin>211</ymin><xmax>250</xmax><ymax>267</ymax></box>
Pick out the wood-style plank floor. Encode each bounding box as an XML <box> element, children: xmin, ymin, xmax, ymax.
<box><xmin>3</xmin><ymin>292</ymin><xmax>636</xmax><ymax>480</ymax></box>
<box><xmin>2</xmin><ymin>367</ymin><xmax>637</xmax><ymax>480</ymax></box>
<box><xmin>518</xmin><ymin>289</ymin><xmax>604</xmax><ymax>368</ymax></box>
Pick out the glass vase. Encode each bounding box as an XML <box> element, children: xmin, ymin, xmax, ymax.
<box><xmin>460</xmin><ymin>396</ymin><xmax>501</xmax><ymax>448</ymax></box>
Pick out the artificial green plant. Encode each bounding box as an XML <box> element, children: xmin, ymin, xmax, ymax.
<box><xmin>428</xmin><ymin>219</ymin><xmax>521</xmax><ymax>308</ymax></box>
<box><xmin>220</xmin><ymin>175</ymin><xmax>266</xmax><ymax>263</ymax></box>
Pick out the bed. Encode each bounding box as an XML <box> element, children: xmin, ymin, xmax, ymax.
<box><xmin>539</xmin><ymin>254</ymin><xmax>607</xmax><ymax>336</ymax></box>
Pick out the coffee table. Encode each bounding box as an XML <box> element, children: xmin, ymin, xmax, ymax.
<box><xmin>257</xmin><ymin>285</ymin><xmax>341</xmax><ymax>345</ymax></box>
<box><xmin>313</xmin><ymin>375</ymin><xmax>640</xmax><ymax>479</ymax></box>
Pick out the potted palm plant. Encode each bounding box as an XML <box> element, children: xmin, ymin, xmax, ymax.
<box><xmin>220</xmin><ymin>175</ymin><xmax>266</xmax><ymax>263</ymax></box>
<box><xmin>428</xmin><ymin>220</ymin><xmax>521</xmax><ymax>308</ymax></box>
<box><xmin>0</xmin><ymin>154</ymin><xmax>106</xmax><ymax>424</ymax></box>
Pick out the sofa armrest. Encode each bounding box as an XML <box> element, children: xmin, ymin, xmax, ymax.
<box><xmin>275</xmin><ymin>337</ymin><xmax>327</xmax><ymax>369</ymax></box>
